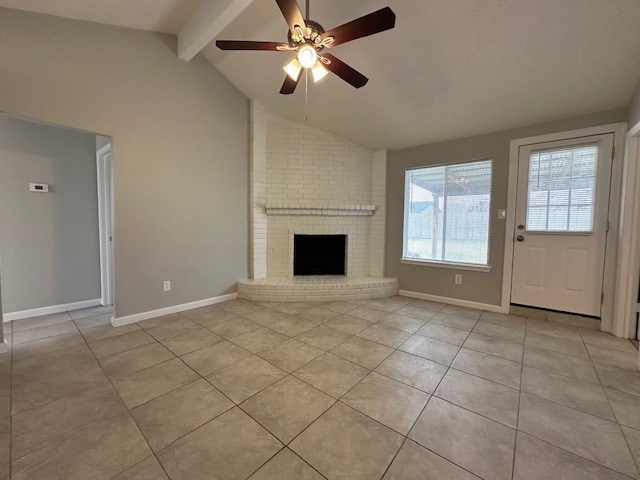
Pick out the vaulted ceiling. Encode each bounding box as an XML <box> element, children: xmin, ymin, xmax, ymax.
<box><xmin>2</xmin><ymin>0</ymin><xmax>640</xmax><ymax>149</ymax></box>
<box><xmin>203</xmin><ymin>0</ymin><xmax>640</xmax><ymax>148</ymax></box>
<box><xmin>0</xmin><ymin>0</ymin><xmax>204</xmax><ymax>34</ymax></box>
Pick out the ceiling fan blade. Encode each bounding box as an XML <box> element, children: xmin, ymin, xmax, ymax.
<box><xmin>275</xmin><ymin>0</ymin><xmax>306</xmax><ymax>35</ymax></box>
<box><xmin>216</xmin><ymin>40</ymin><xmax>285</xmax><ymax>51</ymax></box>
<box><xmin>320</xmin><ymin>7</ymin><xmax>396</xmax><ymax>47</ymax></box>
<box><xmin>280</xmin><ymin>74</ymin><xmax>301</xmax><ymax>95</ymax></box>
<box><xmin>321</xmin><ymin>54</ymin><xmax>368</xmax><ymax>89</ymax></box>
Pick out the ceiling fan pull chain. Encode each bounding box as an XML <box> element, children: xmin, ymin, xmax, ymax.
<box><xmin>305</xmin><ymin>68</ymin><xmax>309</xmax><ymax>122</ymax></box>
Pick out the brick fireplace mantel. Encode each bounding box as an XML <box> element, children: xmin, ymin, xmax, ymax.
<box><xmin>265</xmin><ymin>204</ymin><xmax>377</xmax><ymax>216</ymax></box>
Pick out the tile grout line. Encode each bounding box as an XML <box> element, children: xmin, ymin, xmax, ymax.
<box><xmin>103</xmin><ymin>327</ymin><xmax>296</xmax><ymax>477</ymax></box>
<box><xmin>582</xmin><ymin>325</ymin><xmax>640</xmax><ymax>478</ymax></box>
<box><xmin>232</xmin><ymin>374</ymin><xmax>334</xmax><ymax>478</ymax></box>
<box><xmin>12</xmin><ymin>308</ymin><xmax>171</xmax><ymax>478</ymax></box>
<box><xmin>406</xmin><ymin>316</ymin><xmax>630</xmax><ymax>479</ymax></box>
<box><xmin>277</xmin><ymin>321</ymin><xmax>475</xmax><ymax>478</ymax></box>
<box><xmin>5</xmin><ymin>301</ymin><xmax>429</xmax><ymax>479</ymax></box>
<box><xmin>75</xmin><ymin>315</ymin><xmax>176</xmax><ymax>480</ymax></box>
<box><xmin>519</xmin><ymin>432</ymin><xmax>638</xmax><ymax>480</ymax></box>
<box><xmin>10</xmin><ymin>299</ymin><xmax>640</xmax><ymax>479</ymax></box>
<box><xmin>510</xmin><ymin>320</ymin><xmax>527</xmax><ymax>480</ymax></box>
<box><xmin>8</xmin><ymin>321</ymin><xmax>13</xmax><ymax>480</ymax></box>
<box><xmin>516</xmin><ymin>317</ymin><xmax>640</xmax><ymax>478</ymax></box>
<box><xmin>173</xmin><ymin>302</ymin><xmax>340</xmax><ymax>468</ymax></box>
<box><xmin>286</xmin><ymin>447</ymin><xmax>330</xmax><ymax>479</ymax></box>
<box><xmin>9</xmin><ymin>322</ymin><xmax>106</xmax><ymax>417</ymax></box>
<box><xmin>396</xmin><ymin>314</ymin><xmax>551</xmax><ymax>478</ymax></box>
<box><xmin>380</xmin><ymin>343</ymin><xmax>485</xmax><ymax>480</ymax></box>
<box><xmin>519</xmin><ymin>365</ymin><xmax>625</xmax><ymax>423</ymax></box>
<box><xmin>379</xmin><ymin>355</ymin><xmax>452</xmax><ymax>478</ymax></box>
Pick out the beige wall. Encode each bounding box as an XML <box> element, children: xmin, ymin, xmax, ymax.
<box><xmin>629</xmin><ymin>79</ymin><xmax>640</xmax><ymax>129</ymax></box>
<box><xmin>386</xmin><ymin>108</ymin><xmax>627</xmax><ymax>306</ymax></box>
<box><xmin>0</xmin><ymin>8</ymin><xmax>249</xmax><ymax>318</ymax></box>
<box><xmin>0</xmin><ymin>115</ymin><xmax>101</xmax><ymax>313</ymax></box>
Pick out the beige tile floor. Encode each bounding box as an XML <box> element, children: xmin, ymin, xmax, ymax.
<box><xmin>0</xmin><ymin>298</ymin><xmax>639</xmax><ymax>479</ymax></box>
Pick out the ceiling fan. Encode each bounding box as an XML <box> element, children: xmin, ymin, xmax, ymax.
<box><xmin>216</xmin><ymin>0</ymin><xmax>396</xmax><ymax>95</ymax></box>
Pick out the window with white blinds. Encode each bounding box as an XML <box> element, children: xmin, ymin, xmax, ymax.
<box><xmin>526</xmin><ymin>144</ymin><xmax>598</xmax><ymax>232</ymax></box>
<box><xmin>403</xmin><ymin>159</ymin><xmax>492</xmax><ymax>266</ymax></box>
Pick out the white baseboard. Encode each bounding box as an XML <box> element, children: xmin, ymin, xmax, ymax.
<box><xmin>398</xmin><ymin>290</ymin><xmax>508</xmax><ymax>314</ymax></box>
<box><xmin>3</xmin><ymin>298</ymin><xmax>102</xmax><ymax>322</ymax></box>
<box><xmin>112</xmin><ymin>292</ymin><xmax>238</xmax><ymax>327</ymax></box>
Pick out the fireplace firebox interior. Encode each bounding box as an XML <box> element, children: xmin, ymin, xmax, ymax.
<box><xmin>294</xmin><ymin>234</ymin><xmax>347</xmax><ymax>276</ymax></box>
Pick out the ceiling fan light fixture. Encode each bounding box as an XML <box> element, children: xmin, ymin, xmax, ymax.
<box><xmin>216</xmin><ymin>1</ymin><xmax>396</xmax><ymax>95</ymax></box>
<box><xmin>283</xmin><ymin>58</ymin><xmax>302</xmax><ymax>80</ymax></box>
<box><xmin>311</xmin><ymin>62</ymin><xmax>329</xmax><ymax>82</ymax></box>
<box><xmin>297</xmin><ymin>44</ymin><xmax>318</xmax><ymax>69</ymax></box>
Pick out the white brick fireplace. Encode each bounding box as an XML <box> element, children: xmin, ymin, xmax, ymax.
<box><xmin>238</xmin><ymin>102</ymin><xmax>398</xmax><ymax>301</ymax></box>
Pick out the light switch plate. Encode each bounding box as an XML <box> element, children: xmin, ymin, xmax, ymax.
<box><xmin>497</xmin><ymin>209</ymin><xmax>506</xmax><ymax>220</ymax></box>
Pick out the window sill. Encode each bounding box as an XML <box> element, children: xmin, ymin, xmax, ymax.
<box><xmin>400</xmin><ymin>258</ymin><xmax>492</xmax><ymax>272</ymax></box>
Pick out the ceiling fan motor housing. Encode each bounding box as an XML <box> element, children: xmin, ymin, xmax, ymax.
<box><xmin>287</xmin><ymin>20</ymin><xmax>326</xmax><ymax>49</ymax></box>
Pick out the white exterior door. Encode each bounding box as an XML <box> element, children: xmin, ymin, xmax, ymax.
<box><xmin>511</xmin><ymin>134</ymin><xmax>614</xmax><ymax>317</ymax></box>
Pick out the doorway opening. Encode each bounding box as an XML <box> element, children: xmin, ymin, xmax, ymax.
<box><xmin>0</xmin><ymin>114</ymin><xmax>115</xmax><ymax>324</ymax></box>
<box><xmin>613</xmin><ymin>120</ymin><xmax>640</xmax><ymax>339</ymax></box>
<box><xmin>96</xmin><ymin>139</ymin><xmax>114</xmax><ymax>306</ymax></box>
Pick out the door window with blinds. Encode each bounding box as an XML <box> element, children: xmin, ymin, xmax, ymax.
<box><xmin>526</xmin><ymin>144</ymin><xmax>598</xmax><ymax>232</ymax></box>
<box><xmin>403</xmin><ymin>159</ymin><xmax>493</xmax><ymax>266</ymax></box>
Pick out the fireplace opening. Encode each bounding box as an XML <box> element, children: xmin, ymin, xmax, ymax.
<box><xmin>294</xmin><ymin>234</ymin><xmax>347</xmax><ymax>276</ymax></box>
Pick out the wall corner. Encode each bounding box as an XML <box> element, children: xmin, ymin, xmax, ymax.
<box><xmin>250</xmin><ymin>101</ymin><xmax>268</xmax><ymax>279</ymax></box>
<box><xmin>370</xmin><ymin>148</ymin><xmax>388</xmax><ymax>277</ymax></box>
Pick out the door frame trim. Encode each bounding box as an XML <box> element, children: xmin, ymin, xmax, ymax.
<box><xmin>501</xmin><ymin>123</ymin><xmax>627</xmax><ymax>334</ymax></box>
<box><xmin>612</xmin><ymin>120</ymin><xmax>640</xmax><ymax>338</ymax></box>
<box><xmin>96</xmin><ymin>142</ymin><xmax>114</xmax><ymax>307</ymax></box>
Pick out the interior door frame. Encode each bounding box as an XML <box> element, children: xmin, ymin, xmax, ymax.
<box><xmin>501</xmin><ymin>123</ymin><xmax>627</xmax><ymax>335</ymax></box>
<box><xmin>96</xmin><ymin>143</ymin><xmax>114</xmax><ymax>306</ymax></box>
<box><xmin>612</xmin><ymin>120</ymin><xmax>640</xmax><ymax>339</ymax></box>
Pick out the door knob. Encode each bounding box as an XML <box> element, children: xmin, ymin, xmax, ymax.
<box><xmin>516</xmin><ymin>235</ymin><xmax>525</xmax><ymax>242</ymax></box>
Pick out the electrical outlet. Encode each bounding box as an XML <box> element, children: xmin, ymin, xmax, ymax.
<box><xmin>163</xmin><ymin>280</ymin><xmax>171</xmax><ymax>292</ymax></box>
<box><xmin>454</xmin><ymin>274</ymin><xmax>463</xmax><ymax>285</ymax></box>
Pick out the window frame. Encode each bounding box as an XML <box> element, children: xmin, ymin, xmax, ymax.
<box><xmin>402</xmin><ymin>158</ymin><xmax>494</xmax><ymax>271</ymax></box>
<box><xmin>524</xmin><ymin>143</ymin><xmax>599</xmax><ymax>234</ymax></box>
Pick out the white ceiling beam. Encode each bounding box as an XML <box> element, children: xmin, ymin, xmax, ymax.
<box><xmin>178</xmin><ymin>0</ymin><xmax>254</xmax><ymax>61</ymax></box>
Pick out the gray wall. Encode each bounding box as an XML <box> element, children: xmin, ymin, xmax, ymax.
<box><xmin>629</xmin><ymin>79</ymin><xmax>640</xmax><ymax>128</ymax></box>
<box><xmin>0</xmin><ymin>115</ymin><xmax>101</xmax><ymax>312</ymax></box>
<box><xmin>387</xmin><ymin>108</ymin><xmax>627</xmax><ymax>306</ymax></box>
<box><xmin>0</xmin><ymin>8</ymin><xmax>249</xmax><ymax>318</ymax></box>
